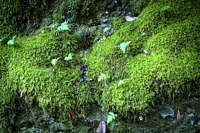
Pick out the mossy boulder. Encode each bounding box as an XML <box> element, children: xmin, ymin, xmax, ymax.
<box><xmin>84</xmin><ymin>0</ymin><xmax>200</xmax><ymax>116</ymax></box>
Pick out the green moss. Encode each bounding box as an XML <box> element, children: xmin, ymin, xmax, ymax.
<box><xmin>53</xmin><ymin>0</ymin><xmax>99</xmax><ymax>23</ymax></box>
<box><xmin>0</xmin><ymin>46</ymin><xmax>16</xmax><ymax>129</ymax></box>
<box><xmin>85</xmin><ymin>0</ymin><xmax>200</xmax><ymax>116</ymax></box>
<box><xmin>0</xmin><ymin>0</ymin><xmax>49</xmax><ymax>44</ymax></box>
<box><xmin>4</xmin><ymin>29</ymin><xmax>95</xmax><ymax>117</ymax></box>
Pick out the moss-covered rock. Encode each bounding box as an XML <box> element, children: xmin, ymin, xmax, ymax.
<box><xmin>84</xmin><ymin>0</ymin><xmax>200</xmax><ymax>116</ymax></box>
<box><xmin>2</xmin><ymin>30</ymin><xmax>95</xmax><ymax>118</ymax></box>
<box><xmin>1</xmin><ymin>0</ymin><xmax>200</xmax><ymax>124</ymax></box>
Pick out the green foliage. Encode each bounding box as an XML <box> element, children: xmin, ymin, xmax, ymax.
<box><xmin>57</xmin><ymin>21</ymin><xmax>70</xmax><ymax>31</ymax></box>
<box><xmin>103</xmin><ymin>27</ymin><xmax>111</xmax><ymax>33</ymax></box>
<box><xmin>119</xmin><ymin>41</ymin><xmax>132</xmax><ymax>53</ymax></box>
<box><xmin>64</xmin><ymin>53</ymin><xmax>73</xmax><ymax>61</ymax></box>
<box><xmin>7</xmin><ymin>35</ymin><xmax>16</xmax><ymax>45</ymax></box>
<box><xmin>0</xmin><ymin>46</ymin><xmax>17</xmax><ymax>129</ymax></box>
<box><xmin>107</xmin><ymin>112</ymin><xmax>117</xmax><ymax>124</ymax></box>
<box><xmin>51</xmin><ymin>59</ymin><xmax>58</xmax><ymax>66</ymax></box>
<box><xmin>160</xmin><ymin>5</ymin><xmax>171</xmax><ymax>12</ymax></box>
<box><xmin>98</xmin><ymin>73</ymin><xmax>109</xmax><ymax>82</ymax></box>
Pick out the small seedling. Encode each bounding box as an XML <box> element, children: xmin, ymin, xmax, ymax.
<box><xmin>98</xmin><ymin>73</ymin><xmax>108</xmax><ymax>82</ymax></box>
<box><xmin>64</xmin><ymin>53</ymin><xmax>73</xmax><ymax>61</ymax></box>
<box><xmin>51</xmin><ymin>58</ymin><xmax>58</xmax><ymax>66</ymax></box>
<box><xmin>119</xmin><ymin>41</ymin><xmax>132</xmax><ymax>53</ymax></box>
<box><xmin>7</xmin><ymin>35</ymin><xmax>16</xmax><ymax>45</ymax></box>
<box><xmin>160</xmin><ymin>6</ymin><xmax>171</xmax><ymax>12</ymax></box>
<box><xmin>107</xmin><ymin>112</ymin><xmax>117</xmax><ymax>124</ymax></box>
<box><xmin>57</xmin><ymin>21</ymin><xmax>69</xmax><ymax>31</ymax></box>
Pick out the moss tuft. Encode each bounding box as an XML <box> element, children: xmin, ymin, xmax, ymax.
<box><xmin>3</xmin><ymin>30</ymin><xmax>95</xmax><ymax>117</ymax></box>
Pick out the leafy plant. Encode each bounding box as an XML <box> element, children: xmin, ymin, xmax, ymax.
<box><xmin>98</xmin><ymin>73</ymin><xmax>108</xmax><ymax>82</ymax></box>
<box><xmin>119</xmin><ymin>41</ymin><xmax>132</xmax><ymax>53</ymax></box>
<box><xmin>103</xmin><ymin>27</ymin><xmax>111</xmax><ymax>33</ymax></box>
<box><xmin>7</xmin><ymin>35</ymin><xmax>16</xmax><ymax>45</ymax></box>
<box><xmin>160</xmin><ymin>6</ymin><xmax>171</xmax><ymax>12</ymax></box>
<box><xmin>107</xmin><ymin>112</ymin><xmax>117</xmax><ymax>124</ymax></box>
<box><xmin>64</xmin><ymin>53</ymin><xmax>73</xmax><ymax>61</ymax></box>
<box><xmin>51</xmin><ymin>58</ymin><xmax>58</xmax><ymax>66</ymax></box>
<box><xmin>57</xmin><ymin>21</ymin><xmax>69</xmax><ymax>31</ymax></box>
<box><xmin>118</xmin><ymin>79</ymin><xmax>128</xmax><ymax>86</ymax></box>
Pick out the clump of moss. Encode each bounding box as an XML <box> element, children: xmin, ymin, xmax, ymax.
<box><xmin>0</xmin><ymin>46</ymin><xmax>17</xmax><ymax>129</ymax></box>
<box><xmin>84</xmin><ymin>0</ymin><xmax>200</xmax><ymax>117</ymax></box>
<box><xmin>4</xmin><ymin>29</ymin><xmax>95</xmax><ymax>118</ymax></box>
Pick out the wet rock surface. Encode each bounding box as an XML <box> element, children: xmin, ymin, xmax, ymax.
<box><xmin>6</xmin><ymin>98</ymin><xmax>199</xmax><ymax>132</ymax></box>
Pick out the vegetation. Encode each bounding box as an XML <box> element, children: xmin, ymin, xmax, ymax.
<box><xmin>85</xmin><ymin>0</ymin><xmax>200</xmax><ymax>116</ymax></box>
<box><xmin>0</xmin><ymin>0</ymin><xmax>49</xmax><ymax>45</ymax></box>
<box><xmin>0</xmin><ymin>0</ymin><xmax>200</xmax><ymax>130</ymax></box>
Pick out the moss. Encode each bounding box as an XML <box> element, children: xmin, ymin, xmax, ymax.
<box><xmin>52</xmin><ymin>0</ymin><xmax>100</xmax><ymax>23</ymax></box>
<box><xmin>3</xmin><ymin>29</ymin><xmax>95</xmax><ymax>117</ymax></box>
<box><xmin>0</xmin><ymin>46</ymin><xmax>16</xmax><ymax>129</ymax></box>
<box><xmin>0</xmin><ymin>0</ymin><xmax>50</xmax><ymax>44</ymax></box>
<box><xmin>84</xmin><ymin>0</ymin><xmax>200</xmax><ymax>116</ymax></box>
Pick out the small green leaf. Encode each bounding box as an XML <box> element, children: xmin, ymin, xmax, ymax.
<box><xmin>64</xmin><ymin>53</ymin><xmax>73</xmax><ymax>61</ymax></box>
<box><xmin>103</xmin><ymin>27</ymin><xmax>111</xmax><ymax>33</ymax></box>
<box><xmin>107</xmin><ymin>112</ymin><xmax>117</xmax><ymax>124</ymax></box>
<box><xmin>98</xmin><ymin>73</ymin><xmax>108</xmax><ymax>82</ymax></box>
<box><xmin>118</xmin><ymin>79</ymin><xmax>128</xmax><ymax>86</ymax></box>
<box><xmin>7</xmin><ymin>35</ymin><xmax>16</xmax><ymax>45</ymax></box>
<box><xmin>57</xmin><ymin>21</ymin><xmax>69</xmax><ymax>31</ymax></box>
<box><xmin>160</xmin><ymin>6</ymin><xmax>171</xmax><ymax>12</ymax></box>
<box><xmin>119</xmin><ymin>41</ymin><xmax>131</xmax><ymax>53</ymax></box>
<box><xmin>51</xmin><ymin>59</ymin><xmax>58</xmax><ymax>66</ymax></box>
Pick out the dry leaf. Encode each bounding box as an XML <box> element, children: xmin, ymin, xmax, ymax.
<box><xmin>96</xmin><ymin>121</ymin><xmax>106</xmax><ymax>133</ymax></box>
<box><xmin>177</xmin><ymin>109</ymin><xmax>181</xmax><ymax>120</ymax></box>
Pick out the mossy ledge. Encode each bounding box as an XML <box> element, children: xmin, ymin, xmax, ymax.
<box><xmin>85</xmin><ymin>0</ymin><xmax>200</xmax><ymax>116</ymax></box>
